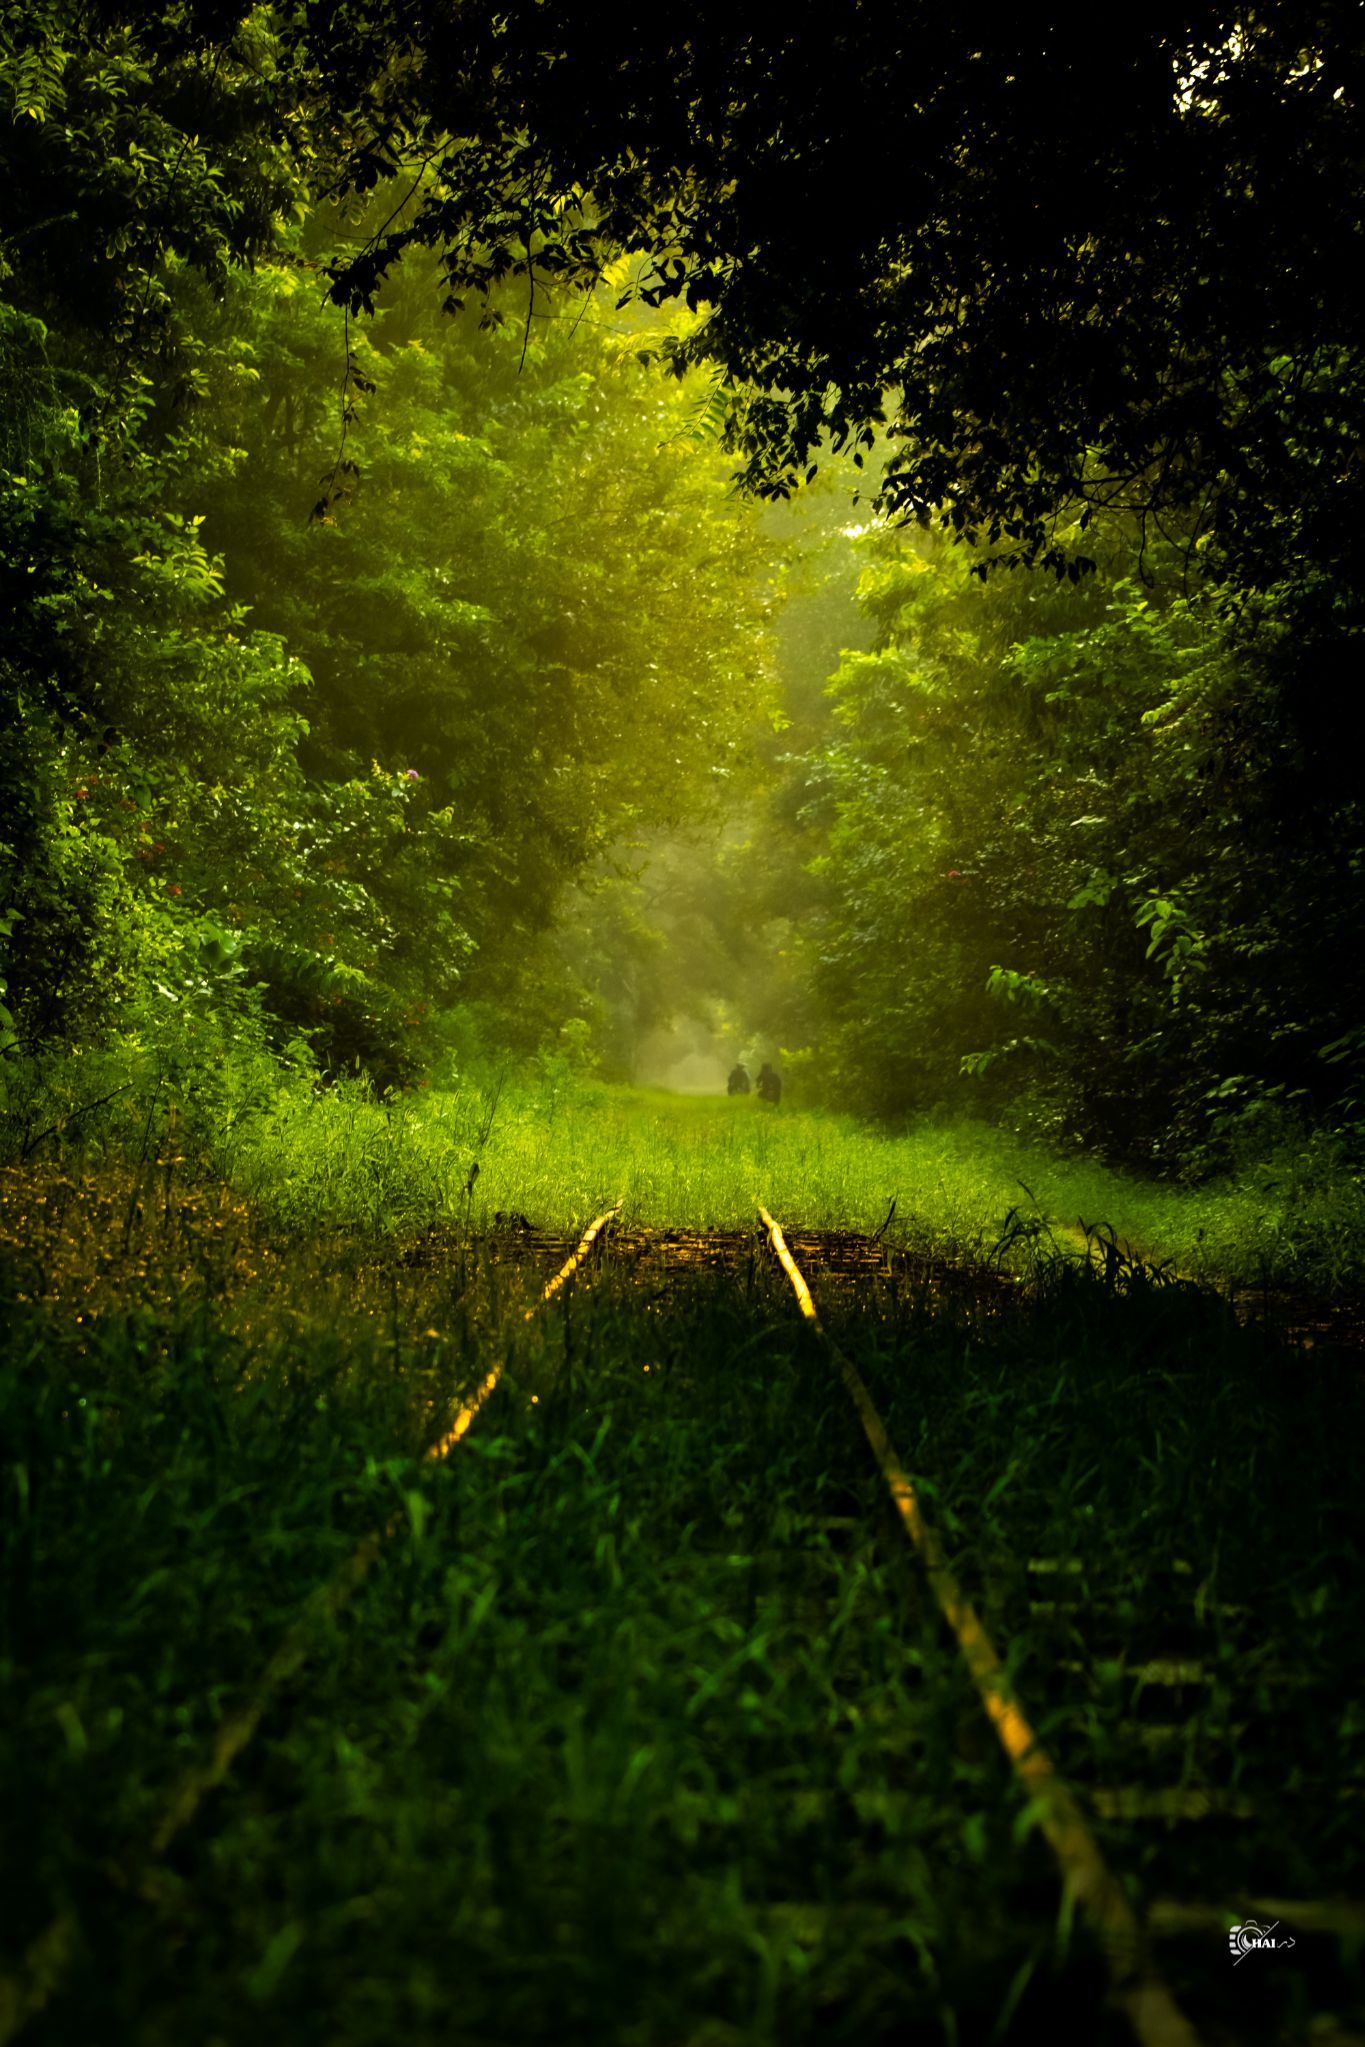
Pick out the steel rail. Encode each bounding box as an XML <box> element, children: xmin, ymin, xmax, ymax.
<box><xmin>151</xmin><ymin>1199</ymin><xmax>621</xmax><ymax>1854</ymax></box>
<box><xmin>0</xmin><ymin>1203</ymin><xmax>623</xmax><ymax>2047</ymax></box>
<box><xmin>528</xmin><ymin>1201</ymin><xmax>622</xmax><ymax>1315</ymax></box>
<box><xmin>757</xmin><ymin>1205</ymin><xmax>1201</xmax><ymax>2047</ymax></box>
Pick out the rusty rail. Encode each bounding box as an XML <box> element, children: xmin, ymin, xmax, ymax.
<box><xmin>758</xmin><ymin>1204</ymin><xmax>1201</xmax><ymax>2047</ymax></box>
<box><xmin>0</xmin><ymin>1204</ymin><xmax>623</xmax><ymax>2047</ymax></box>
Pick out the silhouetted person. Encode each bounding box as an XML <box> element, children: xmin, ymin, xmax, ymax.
<box><xmin>727</xmin><ymin>1062</ymin><xmax>751</xmax><ymax>1095</ymax></box>
<box><xmin>756</xmin><ymin>1062</ymin><xmax>781</xmax><ymax>1103</ymax></box>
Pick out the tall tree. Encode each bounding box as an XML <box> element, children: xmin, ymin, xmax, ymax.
<box><xmin>0</xmin><ymin>7</ymin><xmax>775</xmax><ymax>1071</ymax></box>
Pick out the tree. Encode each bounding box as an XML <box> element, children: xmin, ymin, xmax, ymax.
<box><xmin>795</xmin><ymin>515</ymin><xmax>1365</xmax><ymax>1163</ymax></box>
<box><xmin>0</xmin><ymin>3</ymin><xmax>310</xmax><ymax>1044</ymax></box>
<box><xmin>1</xmin><ymin>5</ymin><xmax>777</xmax><ymax>1073</ymax></box>
<box><xmin>195</xmin><ymin>224</ymin><xmax>776</xmax><ymax>1028</ymax></box>
<box><xmin>293</xmin><ymin>2</ymin><xmax>1365</xmax><ymax>606</ymax></box>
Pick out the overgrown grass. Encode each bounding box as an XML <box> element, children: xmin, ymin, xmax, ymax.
<box><xmin>832</xmin><ymin>1262</ymin><xmax>1365</xmax><ymax>2044</ymax></box>
<box><xmin>4</xmin><ymin>1201</ymin><xmax>1362</xmax><ymax>2045</ymax></box>
<box><xmin>8</xmin><ymin>1034</ymin><xmax>1362</xmax><ymax>1291</ymax></box>
<box><xmin>0</xmin><ymin>1237</ymin><xmax>1093</xmax><ymax>2045</ymax></box>
<box><xmin>5</xmin><ymin>1025</ymin><xmax>1363</xmax><ymax>2042</ymax></box>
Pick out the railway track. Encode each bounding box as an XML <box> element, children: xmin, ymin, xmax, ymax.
<box><xmin>757</xmin><ymin>1206</ymin><xmax>1199</xmax><ymax>2047</ymax></box>
<box><xmin>752</xmin><ymin>1209</ymin><xmax>1364</xmax><ymax>2047</ymax></box>
<box><xmin>3</xmin><ymin>1204</ymin><xmax>1358</xmax><ymax>2045</ymax></box>
<box><xmin>401</xmin><ymin>1214</ymin><xmax>1026</xmax><ymax>1318</ymax></box>
<box><xmin>494</xmin><ymin>1211</ymin><xmax>1358</xmax><ymax>2042</ymax></box>
<box><xmin>404</xmin><ymin>1210</ymin><xmax>1365</xmax><ymax>1350</ymax></box>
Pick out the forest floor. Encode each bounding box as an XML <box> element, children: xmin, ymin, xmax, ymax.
<box><xmin>2</xmin><ymin>1091</ymin><xmax>1364</xmax><ymax>2045</ymax></box>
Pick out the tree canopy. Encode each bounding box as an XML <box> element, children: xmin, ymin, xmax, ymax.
<box><xmin>294</xmin><ymin>1</ymin><xmax>1365</xmax><ymax>594</ymax></box>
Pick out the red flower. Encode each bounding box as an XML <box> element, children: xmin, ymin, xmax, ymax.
<box><xmin>165</xmin><ymin>883</ymin><xmax>182</xmax><ymax>897</ymax></box>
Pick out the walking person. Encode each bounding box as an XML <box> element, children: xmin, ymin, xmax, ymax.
<box><xmin>756</xmin><ymin>1061</ymin><xmax>782</xmax><ymax>1104</ymax></box>
<box><xmin>726</xmin><ymin>1060</ymin><xmax>751</xmax><ymax>1096</ymax></box>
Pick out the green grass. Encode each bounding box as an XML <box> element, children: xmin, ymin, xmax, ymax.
<box><xmin>5</xmin><ymin>1038</ymin><xmax>1364</xmax><ymax>2044</ymax></box>
<box><xmin>232</xmin><ymin>1073</ymin><xmax>1365</xmax><ymax>1294</ymax></box>
<box><xmin>8</xmin><ymin>1033</ymin><xmax>1365</xmax><ymax>1290</ymax></box>
<box><xmin>0</xmin><ymin>1245</ymin><xmax>1081</xmax><ymax>2045</ymax></box>
<box><xmin>3</xmin><ymin>1213</ymin><xmax>1362</xmax><ymax>2046</ymax></box>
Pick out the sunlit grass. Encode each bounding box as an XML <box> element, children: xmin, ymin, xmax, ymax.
<box><xmin>219</xmin><ymin>1074</ymin><xmax>1365</xmax><ymax>1292</ymax></box>
<box><xmin>4</xmin><ymin>1044</ymin><xmax>1363</xmax><ymax>2042</ymax></box>
<box><xmin>6</xmin><ymin>1041</ymin><xmax>1364</xmax><ymax>1289</ymax></box>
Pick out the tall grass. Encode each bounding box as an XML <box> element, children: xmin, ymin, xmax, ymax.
<box><xmin>4</xmin><ymin>1200</ymin><xmax>1361</xmax><ymax>2043</ymax></box>
<box><xmin>6</xmin><ymin>1031</ymin><xmax>1365</xmax><ymax>1289</ymax></box>
<box><xmin>199</xmin><ymin>1071</ymin><xmax>1365</xmax><ymax>1292</ymax></box>
<box><xmin>5</xmin><ymin>1026</ymin><xmax>1363</xmax><ymax>2042</ymax></box>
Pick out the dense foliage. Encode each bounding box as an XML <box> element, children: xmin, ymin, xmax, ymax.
<box><xmin>7</xmin><ymin>21</ymin><xmax>1365</xmax><ymax>2044</ymax></box>
<box><xmin>785</xmin><ymin>522</ymin><xmax>1365</xmax><ymax>1166</ymax></box>
<box><xmin>299</xmin><ymin>1</ymin><xmax>1365</xmax><ymax>597</ymax></box>
<box><xmin>2</xmin><ymin>0</ymin><xmax>1363</xmax><ymax>1186</ymax></box>
<box><xmin>0</xmin><ymin>4</ymin><xmax>773</xmax><ymax>1085</ymax></box>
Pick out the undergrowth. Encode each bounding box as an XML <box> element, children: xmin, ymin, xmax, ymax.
<box><xmin>3</xmin><ymin>1207</ymin><xmax>1361</xmax><ymax>2044</ymax></box>
<box><xmin>4</xmin><ymin>1022</ymin><xmax>1365</xmax><ymax>1292</ymax></box>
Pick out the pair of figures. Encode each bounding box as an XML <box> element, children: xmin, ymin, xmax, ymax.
<box><xmin>727</xmin><ymin>1060</ymin><xmax>781</xmax><ymax>1103</ymax></box>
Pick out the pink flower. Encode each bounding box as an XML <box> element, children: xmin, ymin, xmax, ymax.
<box><xmin>404</xmin><ymin>768</ymin><xmax>421</xmax><ymax>781</ymax></box>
